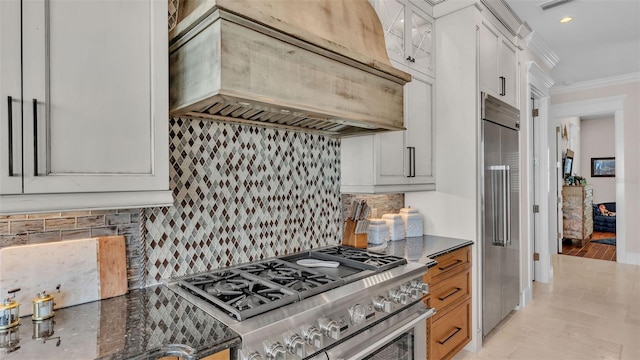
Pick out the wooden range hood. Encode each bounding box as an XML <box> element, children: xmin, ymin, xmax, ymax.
<box><xmin>169</xmin><ymin>0</ymin><xmax>411</xmax><ymax>137</ymax></box>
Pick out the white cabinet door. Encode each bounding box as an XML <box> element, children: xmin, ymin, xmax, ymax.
<box><xmin>371</xmin><ymin>0</ymin><xmax>434</xmax><ymax>77</ymax></box>
<box><xmin>21</xmin><ymin>0</ymin><xmax>168</xmax><ymax>194</ymax></box>
<box><xmin>406</xmin><ymin>72</ymin><xmax>434</xmax><ymax>184</ymax></box>
<box><xmin>498</xmin><ymin>39</ymin><xmax>517</xmax><ymax>107</ymax></box>
<box><xmin>0</xmin><ymin>0</ymin><xmax>171</xmax><ymax>214</ymax></box>
<box><xmin>0</xmin><ymin>0</ymin><xmax>22</xmax><ymax>195</ymax></box>
<box><xmin>478</xmin><ymin>20</ymin><xmax>518</xmax><ymax>108</ymax></box>
<box><xmin>478</xmin><ymin>21</ymin><xmax>499</xmax><ymax>97</ymax></box>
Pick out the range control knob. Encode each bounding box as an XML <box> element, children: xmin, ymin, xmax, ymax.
<box><xmin>319</xmin><ymin>318</ymin><xmax>341</xmax><ymax>340</ymax></box>
<box><xmin>303</xmin><ymin>326</ymin><xmax>323</xmax><ymax>348</ymax></box>
<box><xmin>389</xmin><ymin>289</ymin><xmax>408</xmax><ymax>305</ymax></box>
<box><xmin>372</xmin><ymin>296</ymin><xmax>392</xmax><ymax>313</ymax></box>
<box><xmin>285</xmin><ymin>333</ymin><xmax>306</xmax><ymax>357</ymax></box>
<box><xmin>402</xmin><ymin>284</ymin><xmax>420</xmax><ymax>300</ymax></box>
<box><xmin>264</xmin><ymin>341</ymin><xmax>286</xmax><ymax>360</ymax></box>
<box><xmin>348</xmin><ymin>303</ymin><xmax>366</xmax><ymax>325</ymax></box>
<box><xmin>411</xmin><ymin>280</ymin><xmax>430</xmax><ymax>295</ymax></box>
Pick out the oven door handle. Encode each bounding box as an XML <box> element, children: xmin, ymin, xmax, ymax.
<box><xmin>329</xmin><ymin>307</ymin><xmax>435</xmax><ymax>360</ymax></box>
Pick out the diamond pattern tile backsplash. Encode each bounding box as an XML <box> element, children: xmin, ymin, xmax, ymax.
<box><xmin>142</xmin><ymin>118</ymin><xmax>342</xmax><ymax>284</ymax></box>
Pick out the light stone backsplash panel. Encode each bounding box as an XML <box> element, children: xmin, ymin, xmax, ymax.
<box><xmin>341</xmin><ymin>194</ymin><xmax>405</xmax><ymax>221</ymax></box>
<box><xmin>141</xmin><ymin>118</ymin><xmax>342</xmax><ymax>284</ymax></box>
<box><xmin>0</xmin><ymin>209</ymin><xmax>144</xmax><ymax>289</ymax></box>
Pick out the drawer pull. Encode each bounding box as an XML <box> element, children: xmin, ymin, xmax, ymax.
<box><xmin>438</xmin><ymin>287</ymin><xmax>462</xmax><ymax>301</ymax></box>
<box><xmin>438</xmin><ymin>259</ymin><xmax>462</xmax><ymax>271</ymax></box>
<box><xmin>437</xmin><ymin>327</ymin><xmax>462</xmax><ymax>345</ymax></box>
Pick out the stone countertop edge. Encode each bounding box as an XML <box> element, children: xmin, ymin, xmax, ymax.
<box><xmin>3</xmin><ymin>285</ymin><xmax>241</xmax><ymax>360</ymax></box>
<box><xmin>368</xmin><ymin>234</ymin><xmax>474</xmax><ymax>265</ymax></box>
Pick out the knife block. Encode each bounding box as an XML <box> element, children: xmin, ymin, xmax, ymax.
<box><xmin>342</xmin><ymin>219</ymin><xmax>368</xmax><ymax>249</ymax></box>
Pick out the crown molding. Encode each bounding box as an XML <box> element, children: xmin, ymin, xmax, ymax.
<box><xmin>526</xmin><ymin>61</ymin><xmax>555</xmax><ymax>96</ymax></box>
<box><xmin>480</xmin><ymin>0</ymin><xmax>522</xmax><ymax>36</ymax></box>
<box><xmin>551</xmin><ymin>72</ymin><xmax>640</xmax><ymax>95</ymax></box>
<box><xmin>525</xmin><ymin>30</ymin><xmax>560</xmax><ymax>69</ymax></box>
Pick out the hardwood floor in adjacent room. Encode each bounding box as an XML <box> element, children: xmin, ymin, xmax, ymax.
<box><xmin>562</xmin><ymin>231</ymin><xmax>616</xmax><ymax>261</ymax></box>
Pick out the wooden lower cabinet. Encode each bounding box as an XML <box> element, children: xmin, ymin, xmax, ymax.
<box><xmin>158</xmin><ymin>348</ymin><xmax>229</xmax><ymax>360</ymax></box>
<box><xmin>423</xmin><ymin>245</ymin><xmax>472</xmax><ymax>360</ymax></box>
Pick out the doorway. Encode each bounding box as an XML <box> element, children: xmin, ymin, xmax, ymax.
<box><xmin>558</xmin><ymin>115</ymin><xmax>617</xmax><ymax>262</ymax></box>
<box><xmin>551</xmin><ymin>96</ymin><xmax>626</xmax><ymax>263</ymax></box>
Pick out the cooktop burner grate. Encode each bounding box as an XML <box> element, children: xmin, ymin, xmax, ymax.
<box><xmin>172</xmin><ymin>246</ymin><xmax>407</xmax><ymax>321</ymax></box>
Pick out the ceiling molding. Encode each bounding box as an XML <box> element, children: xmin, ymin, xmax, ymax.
<box><xmin>526</xmin><ymin>61</ymin><xmax>555</xmax><ymax>97</ymax></box>
<box><xmin>480</xmin><ymin>0</ymin><xmax>523</xmax><ymax>36</ymax></box>
<box><xmin>551</xmin><ymin>72</ymin><xmax>640</xmax><ymax>95</ymax></box>
<box><xmin>525</xmin><ymin>31</ymin><xmax>560</xmax><ymax>69</ymax></box>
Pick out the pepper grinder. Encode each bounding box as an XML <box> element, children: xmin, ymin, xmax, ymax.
<box><xmin>32</xmin><ymin>285</ymin><xmax>59</xmax><ymax>321</ymax></box>
<box><xmin>0</xmin><ymin>288</ymin><xmax>21</xmax><ymax>331</ymax></box>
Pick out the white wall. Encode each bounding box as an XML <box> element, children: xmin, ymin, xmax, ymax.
<box><xmin>560</xmin><ymin>116</ymin><xmax>581</xmax><ymax>176</ymax></box>
<box><xmin>551</xmin><ymin>78</ymin><xmax>640</xmax><ymax>263</ymax></box>
<box><xmin>580</xmin><ymin>117</ymin><xmax>616</xmax><ymax>203</ymax></box>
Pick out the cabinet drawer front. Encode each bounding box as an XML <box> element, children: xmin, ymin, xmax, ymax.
<box><xmin>430</xmin><ymin>299</ymin><xmax>471</xmax><ymax>360</ymax></box>
<box><xmin>427</xmin><ymin>270</ymin><xmax>470</xmax><ymax>312</ymax></box>
<box><xmin>424</xmin><ymin>246</ymin><xmax>471</xmax><ymax>282</ymax></box>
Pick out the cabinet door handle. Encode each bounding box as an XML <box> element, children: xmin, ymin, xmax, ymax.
<box><xmin>33</xmin><ymin>99</ymin><xmax>38</xmax><ymax>176</ymax></box>
<box><xmin>499</xmin><ymin>76</ymin><xmax>506</xmax><ymax>96</ymax></box>
<box><xmin>411</xmin><ymin>147</ymin><xmax>416</xmax><ymax>177</ymax></box>
<box><xmin>437</xmin><ymin>327</ymin><xmax>462</xmax><ymax>345</ymax></box>
<box><xmin>406</xmin><ymin>56</ymin><xmax>415</xmax><ymax>63</ymax></box>
<box><xmin>407</xmin><ymin>147</ymin><xmax>416</xmax><ymax>177</ymax></box>
<box><xmin>7</xmin><ymin>96</ymin><xmax>14</xmax><ymax>176</ymax></box>
<box><xmin>438</xmin><ymin>287</ymin><xmax>462</xmax><ymax>301</ymax></box>
<box><xmin>438</xmin><ymin>259</ymin><xmax>462</xmax><ymax>271</ymax></box>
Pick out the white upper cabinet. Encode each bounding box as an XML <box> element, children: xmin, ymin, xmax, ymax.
<box><xmin>341</xmin><ymin>64</ymin><xmax>435</xmax><ymax>193</ymax></box>
<box><xmin>478</xmin><ymin>20</ymin><xmax>518</xmax><ymax>107</ymax></box>
<box><xmin>371</xmin><ymin>0</ymin><xmax>434</xmax><ymax>77</ymax></box>
<box><xmin>0</xmin><ymin>0</ymin><xmax>171</xmax><ymax>214</ymax></box>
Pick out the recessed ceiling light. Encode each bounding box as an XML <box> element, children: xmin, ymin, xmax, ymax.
<box><xmin>560</xmin><ymin>17</ymin><xmax>573</xmax><ymax>23</ymax></box>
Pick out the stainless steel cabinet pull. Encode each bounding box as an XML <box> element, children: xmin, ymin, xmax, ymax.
<box><xmin>438</xmin><ymin>259</ymin><xmax>462</xmax><ymax>271</ymax></box>
<box><xmin>7</xmin><ymin>96</ymin><xmax>14</xmax><ymax>176</ymax></box>
<box><xmin>438</xmin><ymin>287</ymin><xmax>462</xmax><ymax>301</ymax></box>
<box><xmin>33</xmin><ymin>99</ymin><xmax>38</xmax><ymax>176</ymax></box>
<box><xmin>437</xmin><ymin>327</ymin><xmax>462</xmax><ymax>345</ymax></box>
<box><xmin>499</xmin><ymin>76</ymin><xmax>506</xmax><ymax>96</ymax></box>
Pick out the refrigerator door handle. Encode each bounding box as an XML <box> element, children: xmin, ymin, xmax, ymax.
<box><xmin>488</xmin><ymin>165</ymin><xmax>510</xmax><ymax>247</ymax></box>
<box><xmin>503</xmin><ymin>166</ymin><xmax>511</xmax><ymax>247</ymax></box>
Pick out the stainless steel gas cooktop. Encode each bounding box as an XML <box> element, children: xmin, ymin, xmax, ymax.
<box><xmin>165</xmin><ymin>245</ymin><xmax>430</xmax><ymax>360</ymax></box>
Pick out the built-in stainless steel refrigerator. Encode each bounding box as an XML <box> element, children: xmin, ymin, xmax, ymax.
<box><xmin>481</xmin><ymin>93</ymin><xmax>520</xmax><ymax>337</ymax></box>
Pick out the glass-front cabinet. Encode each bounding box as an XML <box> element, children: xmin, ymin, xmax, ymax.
<box><xmin>370</xmin><ymin>0</ymin><xmax>434</xmax><ymax>77</ymax></box>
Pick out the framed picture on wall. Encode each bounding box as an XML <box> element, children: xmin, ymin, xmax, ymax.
<box><xmin>591</xmin><ymin>157</ymin><xmax>615</xmax><ymax>177</ymax></box>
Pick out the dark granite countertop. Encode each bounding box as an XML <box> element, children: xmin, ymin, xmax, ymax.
<box><xmin>368</xmin><ymin>235</ymin><xmax>473</xmax><ymax>265</ymax></box>
<box><xmin>0</xmin><ymin>285</ymin><xmax>240</xmax><ymax>360</ymax></box>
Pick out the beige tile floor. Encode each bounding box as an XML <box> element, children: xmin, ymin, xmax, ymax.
<box><xmin>454</xmin><ymin>254</ymin><xmax>640</xmax><ymax>360</ymax></box>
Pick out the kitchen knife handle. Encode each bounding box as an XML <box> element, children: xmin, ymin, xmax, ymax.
<box><xmin>33</xmin><ymin>99</ymin><xmax>38</xmax><ymax>176</ymax></box>
<box><xmin>437</xmin><ymin>327</ymin><xmax>462</xmax><ymax>345</ymax></box>
<box><xmin>7</xmin><ymin>96</ymin><xmax>14</xmax><ymax>176</ymax></box>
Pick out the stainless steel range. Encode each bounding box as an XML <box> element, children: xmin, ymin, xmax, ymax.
<box><xmin>166</xmin><ymin>246</ymin><xmax>435</xmax><ymax>360</ymax></box>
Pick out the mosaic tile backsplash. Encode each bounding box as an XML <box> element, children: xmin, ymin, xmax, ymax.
<box><xmin>142</xmin><ymin>118</ymin><xmax>342</xmax><ymax>284</ymax></box>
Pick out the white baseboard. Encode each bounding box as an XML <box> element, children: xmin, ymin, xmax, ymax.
<box><xmin>620</xmin><ymin>252</ymin><xmax>640</xmax><ymax>265</ymax></box>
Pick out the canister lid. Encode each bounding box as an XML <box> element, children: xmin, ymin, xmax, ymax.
<box><xmin>382</xmin><ymin>213</ymin><xmax>402</xmax><ymax>220</ymax></box>
<box><xmin>368</xmin><ymin>218</ymin><xmax>387</xmax><ymax>225</ymax></box>
<box><xmin>400</xmin><ymin>207</ymin><xmax>419</xmax><ymax>214</ymax></box>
